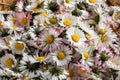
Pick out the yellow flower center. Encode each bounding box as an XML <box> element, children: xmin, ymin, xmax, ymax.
<box><xmin>12</xmin><ymin>17</ymin><xmax>16</xmax><ymax>23</ymax></box>
<box><xmin>83</xmin><ymin>50</ymin><xmax>89</xmax><ymax>60</ymax></box>
<box><xmin>22</xmin><ymin>75</ymin><xmax>29</xmax><ymax>80</ymax></box>
<box><xmin>114</xmin><ymin>11</ymin><xmax>120</xmax><ymax>19</ymax></box>
<box><xmin>63</xmin><ymin>19</ymin><xmax>72</xmax><ymax>26</ymax></box>
<box><xmin>33</xmin><ymin>8</ymin><xmax>39</xmax><ymax>12</ymax></box>
<box><xmin>44</xmin><ymin>21</ymin><xmax>50</xmax><ymax>27</ymax></box>
<box><xmin>0</xmin><ymin>22</ymin><xmax>3</xmax><ymax>28</ymax></box>
<box><xmin>49</xmin><ymin>17</ymin><xmax>58</xmax><ymax>24</ymax></box>
<box><xmin>5</xmin><ymin>58</ymin><xmax>14</xmax><ymax>68</ymax></box>
<box><xmin>36</xmin><ymin>0</ymin><xmax>41</xmax><ymax>5</ymax></box>
<box><xmin>67</xmin><ymin>69</ymin><xmax>73</xmax><ymax>77</ymax></box>
<box><xmin>71</xmin><ymin>33</ymin><xmax>80</xmax><ymax>42</ymax></box>
<box><xmin>65</xmin><ymin>0</ymin><xmax>71</xmax><ymax>3</ymax></box>
<box><xmin>86</xmin><ymin>33</ymin><xmax>92</xmax><ymax>39</ymax></box>
<box><xmin>21</xmin><ymin>17</ymin><xmax>27</xmax><ymax>25</ymax></box>
<box><xmin>99</xmin><ymin>28</ymin><xmax>106</xmax><ymax>35</ymax></box>
<box><xmin>36</xmin><ymin>56</ymin><xmax>45</xmax><ymax>61</ymax></box>
<box><xmin>57</xmin><ymin>51</ymin><xmax>66</xmax><ymax>60</ymax></box>
<box><xmin>101</xmin><ymin>35</ymin><xmax>108</xmax><ymax>43</ymax></box>
<box><xmin>12</xmin><ymin>25</ymin><xmax>17</xmax><ymax>30</ymax></box>
<box><xmin>89</xmin><ymin>0</ymin><xmax>96</xmax><ymax>3</ymax></box>
<box><xmin>40</xmin><ymin>11</ymin><xmax>48</xmax><ymax>17</ymax></box>
<box><xmin>45</xmin><ymin>35</ymin><xmax>54</xmax><ymax>44</ymax></box>
<box><xmin>79</xmin><ymin>68</ymin><xmax>86</xmax><ymax>73</ymax></box>
<box><xmin>15</xmin><ymin>42</ymin><xmax>25</xmax><ymax>51</ymax></box>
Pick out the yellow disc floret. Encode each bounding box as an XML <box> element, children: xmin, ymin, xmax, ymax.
<box><xmin>36</xmin><ymin>56</ymin><xmax>45</xmax><ymax>61</ymax></box>
<box><xmin>65</xmin><ymin>0</ymin><xmax>71</xmax><ymax>3</ymax></box>
<box><xmin>40</xmin><ymin>11</ymin><xmax>48</xmax><ymax>17</ymax></box>
<box><xmin>49</xmin><ymin>17</ymin><xmax>58</xmax><ymax>24</ymax></box>
<box><xmin>57</xmin><ymin>51</ymin><xmax>66</xmax><ymax>60</ymax></box>
<box><xmin>36</xmin><ymin>0</ymin><xmax>41</xmax><ymax>5</ymax></box>
<box><xmin>101</xmin><ymin>35</ymin><xmax>108</xmax><ymax>42</ymax></box>
<box><xmin>0</xmin><ymin>22</ymin><xmax>3</xmax><ymax>28</ymax></box>
<box><xmin>71</xmin><ymin>33</ymin><xmax>80</xmax><ymax>42</ymax></box>
<box><xmin>67</xmin><ymin>69</ymin><xmax>73</xmax><ymax>77</ymax></box>
<box><xmin>83</xmin><ymin>50</ymin><xmax>89</xmax><ymax>60</ymax></box>
<box><xmin>99</xmin><ymin>28</ymin><xmax>106</xmax><ymax>35</ymax></box>
<box><xmin>45</xmin><ymin>35</ymin><xmax>54</xmax><ymax>44</ymax></box>
<box><xmin>86</xmin><ymin>33</ymin><xmax>92</xmax><ymax>39</ymax></box>
<box><xmin>89</xmin><ymin>0</ymin><xmax>96</xmax><ymax>3</ymax></box>
<box><xmin>5</xmin><ymin>58</ymin><xmax>14</xmax><ymax>68</ymax></box>
<box><xmin>63</xmin><ymin>19</ymin><xmax>72</xmax><ymax>26</ymax></box>
<box><xmin>79</xmin><ymin>68</ymin><xmax>86</xmax><ymax>73</ymax></box>
<box><xmin>21</xmin><ymin>17</ymin><xmax>27</xmax><ymax>25</ymax></box>
<box><xmin>12</xmin><ymin>25</ymin><xmax>17</xmax><ymax>30</ymax></box>
<box><xmin>15</xmin><ymin>42</ymin><xmax>25</xmax><ymax>51</ymax></box>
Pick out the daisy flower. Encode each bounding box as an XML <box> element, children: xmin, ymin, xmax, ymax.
<box><xmin>25</xmin><ymin>0</ymin><xmax>44</xmax><ymax>13</ymax></box>
<box><xmin>48</xmin><ymin>45</ymin><xmax>72</xmax><ymax>66</ymax></box>
<box><xmin>43</xmin><ymin>66</ymin><xmax>68</xmax><ymax>80</ymax></box>
<box><xmin>33</xmin><ymin>14</ymin><xmax>46</xmax><ymax>30</ymax></box>
<box><xmin>0</xmin><ymin>54</ymin><xmax>17</xmax><ymax>68</ymax></box>
<box><xmin>11</xmin><ymin>40</ymin><xmax>26</xmax><ymax>54</ymax></box>
<box><xmin>37</xmin><ymin>28</ymin><xmax>61</xmax><ymax>51</ymax></box>
<box><xmin>14</xmin><ymin>12</ymin><xmax>31</xmax><ymax>27</ymax></box>
<box><xmin>68</xmin><ymin>63</ymin><xmax>92</xmax><ymax>80</ymax></box>
<box><xmin>47</xmin><ymin>14</ymin><xmax>59</xmax><ymax>26</ymax></box>
<box><xmin>63</xmin><ymin>0</ymin><xmax>76</xmax><ymax>8</ymax></box>
<box><xmin>94</xmin><ymin>46</ymin><xmax>113</xmax><ymax>67</ymax></box>
<box><xmin>83</xmin><ymin>26</ymin><xmax>98</xmax><ymax>40</ymax></box>
<box><xmin>5</xmin><ymin>21</ymin><xmax>23</xmax><ymax>34</ymax></box>
<box><xmin>76</xmin><ymin>44</ymin><xmax>93</xmax><ymax>66</ymax></box>
<box><xmin>61</xmin><ymin>13</ymin><xmax>77</xmax><ymax>27</ymax></box>
<box><xmin>66</xmin><ymin>27</ymin><xmax>86</xmax><ymax>46</ymax></box>
<box><xmin>19</xmin><ymin>53</ymin><xmax>43</xmax><ymax>79</ymax></box>
<box><xmin>98</xmin><ymin>30</ymin><xmax>117</xmax><ymax>47</ymax></box>
<box><xmin>106</xmin><ymin>56</ymin><xmax>120</xmax><ymax>70</ymax></box>
<box><xmin>85</xmin><ymin>0</ymin><xmax>104</xmax><ymax>6</ymax></box>
<box><xmin>112</xmin><ymin>10</ymin><xmax>120</xmax><ymax>23</ymax></box>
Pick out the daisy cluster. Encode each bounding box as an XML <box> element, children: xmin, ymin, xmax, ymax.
<box><xmin>0</xmin><ymin>0</ymin><xmax>120</xmax><ymax>80</ymax></box>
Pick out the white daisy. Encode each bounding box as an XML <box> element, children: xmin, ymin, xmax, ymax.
<box><xmin>37</xmin><ymin>28</ymin><xmax>61</xmax><ymax>51</ymax></box>
<box><xmin>63</xmin><ymin>0</ymin><xmax>76</xmax><ymax>8</ymax></box>
<box><xmin>83</xmin><ymin>26</ymin><xmax>98</xmax><ymax>40</ymax></box>
<box><xmin>43</xmin><ymin>67</ymin><xmax>68</xmax><ymax>80</ymax></box>
<box><xmin>106</xmin><ymin>56</ymin><xmax>120</xmax><ymax>70</ymax></box>
<box><xmin>48</xmin><ymin>45</ymin><xmax>72</xmax><ymax>66</ymax></box>
<box><xmin>75</xmin><ymin>44</ymin><xmax>93</xmax><ymax>66</ymax></box>
<box><xmin>66</xmin><ymin>27</ymin><xmax>86</xmax><ymax>46</ymax></box>
<box><xmin>61</xmin><ymin>13</ymin><xmax>77</xmax><ymax>27</ymax></box>
<box><xmin>0</xmin><ymin>54</ymin><xmax>17</xmax><ymax>68</ymax></box>
<box><xmin>85</xmin><ymin>0</ymin><xmax>104</xmax><ymax>6</ymax></box>
<box><xmin>19</xmin><ymin>53</ymin><xmax>43</xmax><ymax>79</ymax></box>
<box><xmin>98</xmin><ymin>30</ymin><xmax>117</xmax><ymax>47</ymax></box>
<box><xmin>33</xmin><ymin>15</ymin><xmax>46</xmax><ymax>30</ymax></box>
<box><xmin>5</xmin><ymin>21</ymin><xmax>23</xmax><ymax>34</ymax></box>
<box><xmin>47</xmin><ymin>14</ymin><xmax>59</xmax><ymax>26</ymax></box>
<box><xmin>112</xmin><ymin>10</ymin><xmax>120</xmax><ymax>23</ymax></box>
<box><xmin>11</xmin><ymin>40</ymin><xmax>26</xmax><ymax>54</ymax></box>
<box><xmin>25</xmin><ymin>0</ymin><xmax>44</xmax><ymax>13</ymax></box>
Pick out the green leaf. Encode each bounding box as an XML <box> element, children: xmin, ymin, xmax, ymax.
<box><xmin>93</xmin><ymin>15</ymin><xmax>100</xmax><ymax>24</ymax></box>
